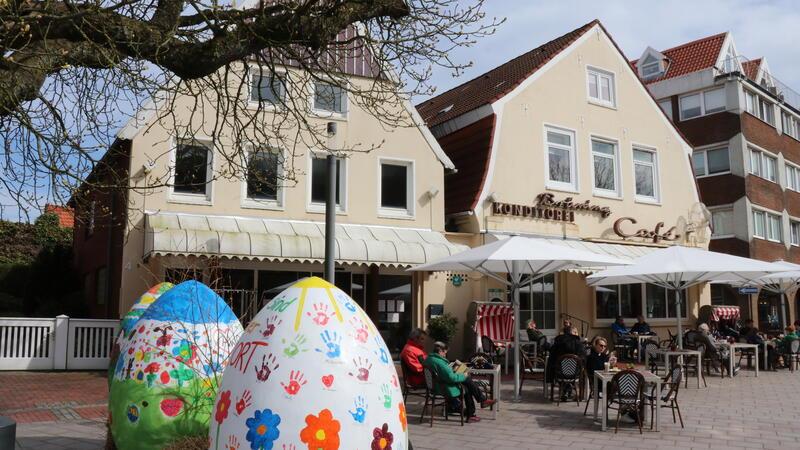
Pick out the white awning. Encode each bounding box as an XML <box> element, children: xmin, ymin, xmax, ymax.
<box><xmin>488</xmin><ymin>233</ymin><xmax>662</xmax><ymax>273</ymax></box>
<box><xmin>144</xmin><ymin>211</ymin><xmax>468</xmax><ymax>268</ymax></box>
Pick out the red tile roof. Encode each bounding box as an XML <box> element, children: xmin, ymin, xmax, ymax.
<box><xmin>44</xmin><ymin>204</ymin><xmax>74</xmax><ymax>228</ymax></box>
<box><xmin>632</xmin><ymin>32</ymin><xmax>727</xmax><ymax>84</ymax></box>
<box><xmin>439</xmin><ymin>115</ymin><xmax>496</xmax><ymax>215</ymax></box>
<box><xmin>416</xmin><ymin>20</ymin><xmax>599</xmax><ymax>127</ymax></box>
<box><xmin>742</xmin><ymin>58</ymin><xmax>762</xmax><ymax>81</ymax></box>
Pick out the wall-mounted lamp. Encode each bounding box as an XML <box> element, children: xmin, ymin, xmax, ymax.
<box><xmin>327</xmin><ymin>121</ymin><xmax>337</xmax><ymax>136</ymax></box>
<box><xmin>427</xmin><ymin>186</ymin><xmax>440</xmax><ymax>199</ymax></box>
<box><xmin>486</xmin><ymin>192</ymin><xmax>498</xmax><ymax>203</ymax></box>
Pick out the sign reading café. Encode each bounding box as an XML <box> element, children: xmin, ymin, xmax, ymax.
<box><xmin>491</xmin><ymin>193</ymin><xmax>612</xmax><ymax>223</ymax></box>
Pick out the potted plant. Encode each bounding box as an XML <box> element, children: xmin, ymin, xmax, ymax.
<box><xmin>426</xmin><ymin>313</ymin><xmax>458</xmax><ymax>343</ymax></box>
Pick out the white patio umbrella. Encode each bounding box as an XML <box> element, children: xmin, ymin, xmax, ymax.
<box><xmin>587</xmin><ymin>246</ymin><xmax>783</xmax><ymax>349</ymax></box>
<box><xmin>408</xmin><ymin>235</ymin><xmax>631</xmax><ymax>399</ymax></box>
<box><xmin>753</xmin><ymin>260</ymin><xmax>800</xmax><ymax>328</ymax></box>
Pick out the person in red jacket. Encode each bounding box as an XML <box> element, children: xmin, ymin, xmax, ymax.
<box><xmin>400</xmin><ymin>328</ymin><xmax>428</xmax><ymax>386</ymax></box>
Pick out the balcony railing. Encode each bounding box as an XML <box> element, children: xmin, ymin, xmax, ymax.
<box><xmin>717</xmin><ymin>56</ymin><xmax>800</xmax><ymax>113</ymax></box>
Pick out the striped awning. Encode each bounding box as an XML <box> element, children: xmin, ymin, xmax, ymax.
<box><xmin>474</xmin><ymin>302</ymin><xmax>515</xmax><ymax>344</ymax></box>
<box><xmin>144</xmin><ymin>211</ymin><xmax>468</xmax><ymax>268</ymax></box>
<box><xmin>710</xmin><ymin>305</ymin><xmax>740</xmax><ymax>321</ymax></box>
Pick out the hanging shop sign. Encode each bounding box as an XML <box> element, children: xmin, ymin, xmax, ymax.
<box><xmin>491</xmin><ymin>193</ymin><xmax>612</xmax><ymax>223</ymax></box>
<box><xmin>613</xmin><ymin>217</ymin><xmax>682</xmax><ymax>243</ymax></box>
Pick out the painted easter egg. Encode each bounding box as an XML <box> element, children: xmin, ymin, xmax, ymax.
<box><xmin>210</xmin><ymin>277</ymin><xmax>407</xmax><ymax>450</ymax></box>
<box><xmin>110</xmin><ymin>280</ymin><xmax>243</xmax><ymax>450</ymax></box>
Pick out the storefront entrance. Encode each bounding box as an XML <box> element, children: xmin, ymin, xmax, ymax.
<box><xmin>758</xmin><ymin>291</ymin><xmax>784</xmax><ymax>333</ymax></box>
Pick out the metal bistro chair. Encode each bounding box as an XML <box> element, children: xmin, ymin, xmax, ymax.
<box><xmin>551</xmin><ymin>354</ymin><xmax>583</xmax><ymax>406</ymax></box>
<box><xmin>788</xmin><ymin>340</ymin><xmax>800</xmax><ymax>372</ymax></box>
<box><xmin>481</xmin><ymin>335</ymin><xmax>506</xmax><ymax>367</ymax></box>
<box><xmin>645</xmin><ymin>365</ymin><xmax>684</xmax><ymax>429</ymax></box>
<box><xmin>684</xmin><ymin>344</ymin><xmax>707</xmax><ymax>388</ymax></box>
<box><xmin>606</xmin><ymin>369</ymin><xmax>646</xmax><ymax>434</ymax></box>
<box><xmin>400</xmin><ymin>358</ymin><xmax>427</xmax><ymax>403</ymax></box>
<box><xmin>419</xmin><ymin>366</ymin><xmax>464</xmax><ymax>427</ymax></box>
<box><xmin>643</xmin><ymin>340</ymin><xmax>663</xmax><ymax>375</ymax></box>
<box><xmin>612</xmin><ymin>332</ymin><xmax>635</xmax><ymax>361</ymax></box>
<box><xmin>519</xmin><ymin>344</ymin><xmax>545</xmax><ymax>396</ymax></box>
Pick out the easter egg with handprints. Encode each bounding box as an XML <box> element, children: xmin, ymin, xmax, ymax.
<box><xmin>211</xmin><ymin>277</ymin><xmax>407</xmax><ymax>450</ymax></box>
<box><xmin>110</xmin><ymin>280</ymin><xmax>243</xmax><ymax>450</ymax></box>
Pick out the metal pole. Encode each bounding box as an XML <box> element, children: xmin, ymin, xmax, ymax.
<box><xmin>676</xmin><ymin>289</ymin><xmax>684</xmax><ymax>349</ymax></box>
<box><xmin>782</xmin><ymin>292</ymin><xmax>788</xmax><ymax>328</ymax></box>
<box><xmin>512</xmin><ymin>260</ymin><xmax>521</xmax><ymax>400</ymax></box>
<box><xmin>324</xmin><ymin>154</ymin><xmax>336</xmax><ymax>283</ymax></box>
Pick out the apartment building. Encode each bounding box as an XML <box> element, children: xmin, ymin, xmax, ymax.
<box><xmin>633</xmin><ymin>32</ymin><xmax>800</xmax><ymax>330</ymax></box>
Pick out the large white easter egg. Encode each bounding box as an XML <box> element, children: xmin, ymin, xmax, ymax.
<box><xmin>110</xmin><ymin>280</ymin><xmax>243</xmax><ymax>450</ymax></box>
<box><xmin>211</xmin><ymin>277</ymin><xmax>408</xmax><ymax>450</ymax></box>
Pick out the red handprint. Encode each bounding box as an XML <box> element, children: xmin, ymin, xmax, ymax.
<box><xmin>261</xmin><ymin>315</ymin><xmax>282</xmax><ymax>338</ymax></box>
<box><xmin>280</xmin><ymin>370</ymin><xmax>307</xmax><ymax>396</ymax></box>
<box><xmin>348</xmin><ymin>357</ymin><xmax>373</xmax><ymax>382</ymax></box>
<box><xmin>391</xmin><ymin>374</ymin><xmax>399</xmax><ymax>388</ymax></box>
<box><xmin>282</xmin><ymin>445</ymin><xmax>296</xmax><ymax>450</ymax></box>
<box><xmin>235</xmin><ymin>389</ymin><xmax>252</xmax><ymax>415</ymax></box>
<box><xmin>254</xmin><ymin>353</ymin><xmax>279</xmax><ymax>382</ymax></box>
<box><xmin>226</xmin><ymin>435</ymin><xmax>240</xmax><ymax>450</ymax></box>
<box><xmin>307</xmin><ymin>303</ymin><xmax>334</xmax><ymax>326</ymax></box>
<box><xmin>349</xmin><ymin>317</ymin><xmax>369</xmax><ymax>344</ymax></box>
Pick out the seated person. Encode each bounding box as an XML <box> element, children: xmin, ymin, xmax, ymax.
<box><xmin>718</xmin><ymin>321</ymin><xmax>740</xmax><ymax>340</ymax></box>
<box><xmin>739</xmin><ymin>319</ymin><xmax>777</xmax><ymax>370</ymax></box>
<box><xmin>423</xmin><ymin>341</ymin><xmax>495</xmax><ymax>423</ymax></box>
<box><xmin>698</xmin><ymin>323</ymin><xmax>738</xmax><ymax>375</ymax></box>
<box><xmin>630</xmin><ymin>315</ymin><xmax>654</xmax><ymax>335</ymax></box>
<box><xmin>777</xmin><ymin>325</ymin><xmax>799</xmax><ymax>356</ymax></box>
<box><xmin>546</xmin><ymin>327</ymin><xmax>585</xmax><ymax>400</ymax></box>
<box><xmin>612</xmin><ymin>316</ymin><xmax>630</xmax><ymax>336</ymax></box>
<box><xmin>400</xmin><ymin>328</ymin><xmax>427</xmax><ymax>387</ymax></box>
<box><xmin>611</xmin><ymin>316</ymin><xmax>635</xmax><ymax>359</ymax></box>
<box><xmin>526</xmin><ymin>320</ymin><xmax>549</xmax><ymax>351</ymax></box>
<box><xmin>585</xmin><ymin>337</ymin><xmax>615</xmax><ymax>393</ymax></box>
<box><xmin>739</xmin><ymin>319</ymin><xmax>759</xmax><ymax>341</ymax></box>
<box><xmin>560</xmin><ymin>318</ymin><xmax>572</xmax><ymax>334</ymax></box>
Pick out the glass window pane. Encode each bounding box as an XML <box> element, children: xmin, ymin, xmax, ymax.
<box><xmin>633</xmin><ymin>149</ymin><xmax>654</xmax><ymax>163</ymax></box>
<box><xmin>587</xmin><ymin>72</ymin><xmax>598</xmax><ymax>99</ymax></box>
<box><xmin>692</xmin><ymin>152</ymin><xmax>706</xmax><ymax>176</ymax></box>
<box><xmin>311</xmin><ymin>157</ymin><xmax>341</xmax><ymax>204</ymax></box>
<box><xmin>593</xmin><ymin>155</ymin><xmax>616</xmax><ymax>190</ymax></box>
<box><xmin>547</xmin><ymin>131</ymin><xmax>571</xmax><ymax>146</ymax></box>
<box><xmin>750</xmin><ymin>150</ymin><xmax>761</xmax><ymax>176</ymax></box>
<box><xmin>548</xmin><ymin>147</ymin><xmax>571</xmax><ymax>183</ymax></box>
<box><xmin>314</xmin><ymin>82</ymin><xmax>345</xmax><ymax>113</ymax></box>
<box><xmin>251</xmin><ymin>74</ymin><xmax>284</xmax><ymax>103</ymax></box>
<box><xmin>620</xmin><ymin>284</ymin><xmax>642</xmax><ymax>317</ymax></box>
<box><xmin>680</xmin><ymin>93</ymin><xmax>702</xmax><ymax>119</ymax></box>
<box><xmin>645</xmin><ymin>284</ymin><xmax>667</xmax><ymax>318</ymax></box>
<box><xmin>765</xmin><ymin>156</ymin><xmax>776</xmax><ymax>181</ymax></box>
<box><xmin>600</xmin><ymin>76</ymin><xmax>612</xmax><ymax>101</ymax></box>
<box><xmin>706</xmin><ymin>148</ymin><xmax>729</xmax><ymax>174</ymax></box>
<box><xmin>174</xmin><ymin>142</ymin><xmax>209</xmax><ymax>194</ymax></box>
<box><xmin>592</xmin><ymin>140</ymin><xmax>615</xmax><ymax>155</ymax></box>
<box><xmin>711</xmin><ymin>209</ymin><xmax>733</xmax><ymax>236</ymax></box>
<box><xmin>380</xmin><ymin>163</ymin><xmax>408</xmax><ymax>209</ymax></box>
<box><xmin>247</xmin><ymin>149</ymin><xmax>280</xmax><ymax>200</ymax></box>
<box><xmin>595</xmin><ymin>286</ymin><xmax>618</xmax><ymax>319</ymax></box>
<box><xmin>753</xmin><ymin>211</ymin><xmax>765</xmax><ymax>237</ymax></box>
<box><xmin>703</xmin><ymin>88</ymin><xmax>726</xmax><ymax>113</ymax></box>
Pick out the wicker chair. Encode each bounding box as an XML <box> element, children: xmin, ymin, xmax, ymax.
<box><xmin>481</xmin><ymin>335</ymin><xmax>505</xmax><ymax>366</ymax></box>
<box><xmin>612</xmin><ymin>332</ymin><xmax>635</xmax><ymax>361</ymax></box>
<box><xmin>645</xmin><ymin>365</ymin><xmax>684</xmax><ymax>429</ymax></box>
<box><xmin>606</xmin><ymin>369</ymin><xmax>646</xmax><ymax>434</ymax></box>
<box><xmin>551</xmin><ymin>354</ymin><xmax>583</xmax><ymax>406</ymax></box>
<box><xmin>519</xmin><ymin>344</ymin><xmax>544</xmax><ymax>396</ymax></box>
<box><xmin>419</xmin><ymin>366</ymin><xmax>464</xmax><ymax>427</ymax></box>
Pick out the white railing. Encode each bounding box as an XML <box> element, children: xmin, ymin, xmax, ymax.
<box><xmin>0</xmin><ymin>315</ymin><xmax>120</xmax><ymax>371</ymax></box>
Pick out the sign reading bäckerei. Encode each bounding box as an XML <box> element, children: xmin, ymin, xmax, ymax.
<box><xmin>491</xmin><ymin>193</ymin><xmax>612</xmax><ymax>223</ymax></box>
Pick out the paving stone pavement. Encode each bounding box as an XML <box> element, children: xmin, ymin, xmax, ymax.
<box><xmin>3</xmin><ymin>366</ymin><xmax>800</xmax><ymax>449</ymax></box>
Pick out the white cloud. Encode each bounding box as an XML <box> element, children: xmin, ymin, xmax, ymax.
<box><xmin>421</xmin><ymin>0</ymin><xmax>800</xmax><ymax>100</ymax></box>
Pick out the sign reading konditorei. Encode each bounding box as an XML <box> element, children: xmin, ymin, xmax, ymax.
<box><xmin>491</xmin><ymin>193</ymin><xmax>612</xmax><ymax>223</ymax></box>
<box><xmin>613</xmin><ymin>217</ymin><xmax>682</xmax><ymax>243</ymax></box>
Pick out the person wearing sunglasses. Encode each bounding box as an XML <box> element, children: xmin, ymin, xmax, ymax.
<box><xmin>585</xmin><ymin>337</ymin><xmax>616</xmax><ymax>394</ymax></box>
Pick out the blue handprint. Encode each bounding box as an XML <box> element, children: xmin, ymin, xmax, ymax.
<box><xmin>373</xmin><ymin>336</ymin><xmax>389</xmax><ymax>364</ymax></box>
<box><xmin>316</xmin><ymin>330</ymin><xmax>342</xmax><ymax>359</ymax></box>
<box><xmin>348</xmin><ymin>396</ymin><xmax>367</xmax><ymax>423</ymax></box>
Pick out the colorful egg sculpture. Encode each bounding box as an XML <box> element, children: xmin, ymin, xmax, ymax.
<box><xmin>110</xmin><ymin>280</ymin><xmax>243</xmax><ymax>450</ymax></box>
<box><xmin>210</xmin><ymin>277</ymin><xmax>408</xmax><ymax>450</ymax></box>
<box><xmin>110</xmin><ymin>282</ymin><xmax>175</xmax><ymax>384</ymax></box>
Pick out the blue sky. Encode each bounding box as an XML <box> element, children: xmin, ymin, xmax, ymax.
<box><xmin>422</xmin><ymin>0</ymin><xmax>800</xmax><ymax>100</ymax></box>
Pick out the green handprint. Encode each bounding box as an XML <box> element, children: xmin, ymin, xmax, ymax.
<box><xmin>380</xmin><ymin>383</ymin><xmax>392</xmax><ymax>409</ymax></box>
<box><xmin>282</xmin><ymin>334</ymin><xmax>308</xmax><ymax>358</ymax></box>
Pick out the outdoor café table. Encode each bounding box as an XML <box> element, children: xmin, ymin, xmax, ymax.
<box><xmin>634</xmin><ymin>334</ymin><xmax>659</xmax><ymax>362</ymax></box>
<box><xmin>645</xmin><ymin>348</ymin><xmax>704</xmax><ymax>388</ymax></box>
<box><xmin>718</xmin><ymin>342</ymin><xmax>759</xmax><ymax>378</ymax></box>
<box><xmin>593</xmin><ymin>368</ymin><xmax>662</xmax><ymax>432</ymax></box>
<box><xmin>470</xmin><ymin>364</ymin><xmax>501</xmax><ymax>419</ymax></box>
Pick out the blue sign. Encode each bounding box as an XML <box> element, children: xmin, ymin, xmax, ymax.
<box><xmin>738</xmin><ymin>286</ymin><xmax>759</xmax><ymax>295</ymax></box>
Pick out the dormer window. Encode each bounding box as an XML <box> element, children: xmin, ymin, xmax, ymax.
<box><xmin>637</xmin><ymin>48</ymin><xmax>666</xmax><ymax>80</ymax></box>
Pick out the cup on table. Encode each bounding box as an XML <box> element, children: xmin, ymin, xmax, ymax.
<box><xmin>604</xmin><ymin>362</ymin><xmax>610</xmax><ymax>372</ymax></box>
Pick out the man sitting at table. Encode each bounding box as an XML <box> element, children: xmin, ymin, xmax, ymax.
<box><xmin>630</xmin><ymin>315</ymin><xmax>654</xmax><ymax>335</ymax></box>
<box><xmin>423</xmin><ymin>341</ymin><xmax>496</xmax><ymax>423</ymax></box>
<box><xmin>739</xmin><ymin>319</ymin><xmax>777</xmax><ymax>370</ymax></box>
<box><xmin>400</xmin><ymin>328</ymin><xmax>427</xmax><ymax>386</ymax></box>
<box><xmin>698</xmin><ymin>323</ymin><xmax>739</xmax><ymax>375</ymax></box>
<box><xmin>547</xmin><ymin>327</ymin><xmax>585</xmax><ymax>401</ymax></box>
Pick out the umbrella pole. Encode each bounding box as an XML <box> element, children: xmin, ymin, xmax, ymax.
<box><xmin>512</xmin><ymin>260</ymin><xmax>521</xmax><ymax>400</ymax></box>
<box><xmin>676</xmin><ymin>289</ymin><xmax>684</xmax><ymax>349</ymax></box>
<box><xmin>782</xmin><ymin>291</ymin><xmax>788</xmax><ymax>329</ymax></box>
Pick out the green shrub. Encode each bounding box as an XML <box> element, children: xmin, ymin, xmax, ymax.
<box><xmin>427</xmin><ymin>313</ymin><xmax>458</xmax><ymax>343</ymax></box>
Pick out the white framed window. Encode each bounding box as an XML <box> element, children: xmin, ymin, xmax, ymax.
<box><xmin>782</xmin><ymin>111</ymin><xmax>800</xmax><ymax>140</ymax></box>
<box><xmin>791</xmin><ymin>221</ymin><xmax>800</xmax><ymax>246</ymax></box>
<box><xmin>749</xmin><ymin>148</ymin><xmax>777</xmax><ymax>182</ymax></box>
<box><xmin>544</xmin><ymin>126</ymin><xmax>577</xmax><ymax>191</ymax></box>
<box><xmin>710</xmin><ymin>207</ymin><xmax>734</xmax><ymax>238</ymax></box>
<box><xmin>786</xmin><ymin>164</ymin><xmax>800</xmax><ymax>192</ymax></box>
<box><xmin>752</xmin><ymin>210</ymin><xmax>766</xmax><ymax>238</ymax></box>
<box><xmin>249</xmin><ymin>69</ymin><xmax>286</xmax><ymax>105</ymax></box>
<box><xmin>308</xmin><ymin>153</ymin><xmax>347</xmax><ymax>213</ymax></box>
<box><xmin>170</xmin><ymin>139</ymin><xmax>213</xmax><ymax>203</ymax></box>
<box><xmin>242</xmin><ymin>146</ymin><xmax>283</xmax><ymax>209</ymax></box>
<box><xmin>752</xmin><ymin>209</ymin><xmax>782</xmax><ymax>242</ymax></box>
<box><xmin>640</xmin><ymin>55</ymin><xmax>661</xmax><ymax>78</ymax></box>
<box><xmin>768</xmin><ymin>213</ymin><xmax>782</xmax><ymax>242</ymax></box>
<box><xmin>591</xmin><ymin>138</ymin><xmax>619</xmax><ymax>196</ymax></box>
<box><xmin>587</xmin><ymin>67</ymin><xmax>616</xmax><ymax>107</ymax></box>
<box><xmin>657</xmin><ymin>99</ymin><xmax>673</xmax><ymax>120</ymax></box>
<box><xmin>633</xmin><ymin>147</ymin><xmax>658</xmax><ymax>201</ymax></box>
<box><xmin>745</xmin><ymin>90</ymin><xmax>775</xmax><ymax>126</ymax></box>
<box><xmin>679</xmin><ymin>87</ymin><xmax>726</xmax><ymax>120</ymax></box>
<box><xmin>313</xmin><ymin>81</ymin><xmax>347</xmax><ymax>115</ymax></box>
<box><xmin>378</xmin><ymin>159</ymin><xmax>415</xmax><ymax>218</ymax></box>
<box><xmin>693</xmin><ymin>147</ymin><xmax>730</xmax><ymax>178</ymax></box>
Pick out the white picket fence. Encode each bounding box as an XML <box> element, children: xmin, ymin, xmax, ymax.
<box><xmin>0</xmin><ymin>315</ymin><xmax>120</xmax><ymax>371</ymax></box>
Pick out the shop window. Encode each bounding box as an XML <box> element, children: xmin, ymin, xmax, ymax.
<box><xmin>314</xmin><ymin>81</ymin><xmax>346</xmax><ymax>114</ymax></box>
<box><xmin>309</xmin><ymin>155</ymin><xmax>345</xmax><ymax>211</ymax></box>
<box><xmin>245</xmin><ymin>147</ymin><xmax>282</xmax><ymax>204</ymax></box>
<box><xmin>758</xmin><ymin>291</ymin><xmax>784</xmax><ymax>332</ymax></box>
<box><xmin>173</xmin><ymin>140</ymin><xmax>212</xmax><ymax>197</ymax></box>
<box><xmin>633</xmin><ymin>148</ymin><xmax>658</xmax><ymax>201</ymax></box>
<box><xmin>595</xmin><ymin>284</ymin><xmax>641</xmax><ymax>319</ymax></box>
<box><xmin>545</xmin><ymin>126</ymin><xmax>576</xmax><ymax>191</ymax></box>
<box><xmin>250</xmin><ymin>72</ymin><xmax>285</xmax><ymax>104</ymax></box>
<box><xmin>378</xmin><ymin>274</ymin><xmax>412</xmax><ymax>354</ymax></box>
<box><xmin>518</xmin><ymin>274</ymin><xmax>556</xmax><ymax>330</ymax></box>
<box><xmin>379</xmin><ymin>160</ymin><xmax>414</xmax><ymax>217</ymax></box>
<box><xmin>591</xmin><ymin>138</ymin><xmax>619</xmax><ymax>196</ymax></box>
